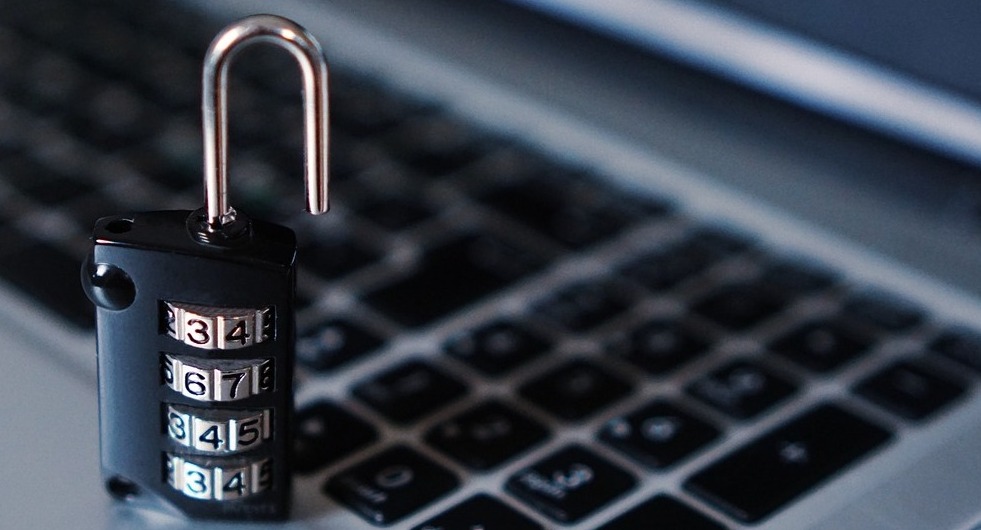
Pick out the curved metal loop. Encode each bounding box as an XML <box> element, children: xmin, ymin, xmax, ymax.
<box><xmin>202</xmin><ymin>14</ymin><xmax>329</xmax><ymax>229</ymax></box>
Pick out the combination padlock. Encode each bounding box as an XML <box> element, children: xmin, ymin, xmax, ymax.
<box><xmin>81</xmin><ymin>15</ymin><xmax>329</xmax><ymax>520</ymax></box>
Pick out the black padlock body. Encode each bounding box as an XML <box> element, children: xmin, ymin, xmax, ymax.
<box><xmin>84</xmin><ymin>210</ymin><xmax>295</xmax><ymax>520</ymax></box>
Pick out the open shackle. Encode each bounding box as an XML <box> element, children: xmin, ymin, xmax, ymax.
<box><xmin>201</xmin><ymin>14</ymin><xmax>330</xmax><ymax>230</ymax></box>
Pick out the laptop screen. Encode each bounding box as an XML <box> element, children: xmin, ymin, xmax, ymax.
<box><xmin>503</xmin><ymin>0</ymin><xmax>981</xmax><ymax>167</ymax></box>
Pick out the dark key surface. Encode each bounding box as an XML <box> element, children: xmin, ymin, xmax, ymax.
<box><xmin>0</xmin><ymin>154</ymin><xmax>98</xmax><ymax>204</ymax></box>
<box><xmin>292</xmin><ymin>401</ymin><xmax>378</xmax><ymax>474</ymax></box>
<box><xmin>769</xmin><ymin>318</ymin><xmax>875</xmax><ymax>373</ymax></box>
<box><xmin>622</xmin><ymin>229</ymin><xmax>746</xmax><ymax>291</ymax></box>
<box><xmin>686</xmin><ymin>359</ymin><xmax>797</xmax><ymax>419</ymax></box>
<box><xmin>297</xmin><ymin>318</ymin><xmax>386</xmax><ymax>372</ymax></box>
<box><xmin>412</xmin><ymin>494</ymin><xmax>543</xmax><ymax>530</ymax></box>
<box><xmin>325</xmin><ymin>445</ymin><xmax>459</xmax><ymax>525</ymax></box>
<box><xmin>364</xmin><ymin>232</ymin><xmax>548</xmax><ymax>327</ymax></box>
<box><xmin>519</xmin><ymin>359</ymin><xmax>633</xmax><ymax>422</ymax></box>
<box><xmin>690</xmin><ymin>227</ymin><xmax>754</xmax><ymax>256</ymax></box>
<box><xmin>599</xmin><ymin>400</ymin><xmax>721</xmax><ymax>469</ymax></box>
<box><xmin>330</xmin><ymin>76</ymin><xmax>426</xmax><ymax>136</ymax></box>
<box><xmin>842</xmin><ymin>291</ymin><xmax>924</xmax><ymax>332</ymax></box>
<box><xmin>480</xmin><ymin>174</ymin><xmax>658</xmax><ymax>249</ymax></box>
<box><xmin>928</xmin><ymin>327</ymin><xmax>981</xmax><ymax>372</ymax></box>
<box><xmin>532</xmin><ymin>278</ymin><xmax>636</xmax><ymax>333</ymax></box>
<box><xmin>506</xmin><ymin>444</ymin><xmax>636</xmax><ymax>524</ymax></box>
<box><xmin>759</xmin><ymin>259</ymin><xmax>836</xmax><ymax>297</ymax></box>
<box><xmin>0</xmin><ymin>238</ymin><xmax>94</xmax><ymax>328</ymax></box>
<box><xmin>385</xmin><ymin>114</ymin><xmax>491</xmax><ymax>176</ymax></box>
<box><xmin>353</xmin><ymin>359</ymin><xmax>468</xmax><ymax>425</ymax></box>
<box><xmin>855</xmin><ymin>360</ymin><xmax>965</xmax><ymax>421</ymax></box>
<box><xmin>692</xmin><ymin>281</ymin><xmax>792</xmax><ymax>331</ymax></box>
<box><xmin>355</xmin><ymin>191</ymin><xmax>438</xmax><ymax>231</ymax></box>
<box><xmin>605</xmin><ymin>317</ymin><xmax>712</xmax><ymax>375</ymax></box>
<box><xmin>596</xmin><ymin>495</ymin><xmax>726</xmax><ymax>530</ymax></box>
<box><xmin>123</xmin><ymin>145</ymin><xmax>200</xmax><ymax>192</ymax></box>
<box><xmin>685</xmin><ymin>404</ymin><xmax>891</xmax><ymax>523</ymax></box>
<box><xmin>425</xmin><ymin>400</ymin><xmax>550</xmax><ymax>470</ymax></box>
<box><xmin>444</xmin><ymin>319</ymin><xmax>552</xmax><ymax>377</ymax></box>
<box><xmin>298</xmin><ymin>231</ymin><xmax>381</xmax><ymax>280</ymax></box>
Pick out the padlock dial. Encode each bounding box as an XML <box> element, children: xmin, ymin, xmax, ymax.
<box><xmin>165</xmin><ymin>405</ymin><xmax>273</xmax><ymax>454</ymax></box>
<box><xmin>163</xmin><ymin>301</ymin><xmax>274</xmax><ymax>350</ymax></box>
<box><xmin>162</xmin><ymin>354</ymin><xmax>275</xmax><ymax>402</ymax></box>
<box><xmin>165</xmin><ymin>454</ymin><xmax>273</xmax><ymax>501</ymax></box>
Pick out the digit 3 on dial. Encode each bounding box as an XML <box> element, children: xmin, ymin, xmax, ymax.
<box><xmin>163</xmin><ymin>301</ymin><xmax>274</xmax><ymax>350</ymax></box>
<box><xmin>165</xmin><ymin>405</ymin><xmax>273</xmax><ymax>454</ymax></box>
<box><xmin>165</xmin><ymin>454</ymin><xmax>273</xmax><ymax>501</ymax></box>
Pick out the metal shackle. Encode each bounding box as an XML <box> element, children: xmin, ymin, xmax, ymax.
<box><xmin>201</xmin><ymin>14</ymin><xmax>330</xmax><ymax>229</ymax></box>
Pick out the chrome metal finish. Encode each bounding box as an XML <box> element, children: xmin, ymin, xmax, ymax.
<box><xmin>162</xmin><ymin>354</ymin><xmax>275</xmax><ymax>402</ymax></box>
<box><xmin>166</xmin><ymin>454</ymin><xmax>273</xmax><ymax>501</ymax></box>
<box><xmin>165</xmin><ymin>405</ymin><xmax>273</xmax><ymax>454</ymax></box>
<box><xmin>164</xmin><ymin>301</ymin><xmax>274</xmax><ymax>350</ymax></box>
<box><xmin>201</xmin><ymin>14</ymin><xmax>330</xmax><ymax>229</ymax></box>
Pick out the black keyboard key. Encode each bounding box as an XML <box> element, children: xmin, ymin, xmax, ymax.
<box><xmin>355</xmin><ymin>192</ymin><xmax>438</xmax><ymax>231</ymax></box>
<box><xmin>599</xmin><ymin>400</ymin><xmax>721</xmax><ymax>470</ymax></box>
<box><xmin>686</xmin><ymin>359</ymin><xmax>797</xmax><ymax>420</ymax></box>
<box><xmin>297</xmin><ymin>318</ymin><xmax>386</xmax><ymax>372</ymax></box>
<box><xmin>759</xmin><ymin>259</ymin><xmax>836</xmax><ymax>297</ymax></box>
<box><xmin>293</xmin><ymin>401</ymin><xmax>378</xmax><ymax>473</ymax></box>
<box><xmin>325</xmin><ymin>445</ymin><xmax>459</xmax><ymax>525</ymax></box>
<box><xmin>842</xmin><ymin>291</ymin><xmax>924</xmax><ymax>332</ymax></box>
<box><xmin>353</xmin><ymin>360</ymin><xmax>468</xmax><ymax>425</ymax></box>
<box><xmin>769</xmin><ymin>318</ymin><xmax>875</xmax><ymax>373</ymax></box>
<box><xmin>480</xmin><ymin>174</ymin><xmax>654</xmax><ymax>249</ymax></box>
<box><xmin>685</xmin><ymin>404</ymin><xmax>891</xmax><ymax>523</ymax></box>
<box><xmin>520</xmin><ymin>359</ymin><xmax>632</xmax><ymax>422</ymax></box>
<box><xmin>0</xmin><ymin>154</ymin><xmax>98</xmax><ymax>204</ymax></box>
<box><xmin>133</xmin><ymin>45</ymin><xmax>199</xmax><ymax>110</ymax></box>
<box><xmin>123</xmin><ymin>144</ymin><xmax>200</xmax><ymax>192</ymax></box>
<box><xmin>691</xmin><ymin>227</ymin><xmax>754</xmax><ymax>255</ymax></box>
<box><xmin>605</xmin><ymin>318</ymin><xmax>711</xmax><ymax>375</ymax></box>
<box><xmin>0</xmin><ymin>238</ymin><xmax>94</xmax><ymax>328</ymax></box>
<box><xmin>444</xmin><ymin>319</ymin><xmax>552</xmax><ymax>377</ymax></box>
<box><xmin>298</xmin><ymin>230</ymin><xmax>382</xmax><ymax>280</ymax></box>
<box><xmin>532</xmin><ymin>278</ymin><xmax>635</xmax><ymax>333</ymax></box>
<box><xmin>596</xmin><ymin>495</ymin><xmax>726</xmax><ymax>530</ymax></box>
<box><xmin>20</xmin><ymin>51</ymin><xmax>87</xmax><ymax>113</ymax></box>
<box><xmin>386</xmin><ymin>114</ymin><xmax>490</xmax><ymax>176</ymax></box>
<box><xmin>855</xmin><ymin>360</ymin><xmax>965</xmax><ymax>421</ymax></box>
<box><xmin>622</xmin><ymin>229</ymin><xmax>746</xmax><ymax>292</ymax></box>
<box><xmin>412</xmin><ymin>494</ymin><xmax>543</xmax><ymax>530</ymax></box>
<box><xmin>331</xmin><ymin>76</ymin><xmax>425</xmax><ymax>136</ymax></box>
<box><xmin>693</xmin><ymin>281</ymin><xmax>793</xmax><ymax>331</ymax></box>
<box><xmin>69</xmin><ymin>84</ymin><xmax>162</xmax><ymax>151</ymax></box>
<box><xmin>364</xmin><ymin>232</ymin><xmax>548</xmax><ymax>327</ymax></box>
<box><xmin>425</xmin><ymin>400</ymin><xmax>549</xmax><ymax>470</ymax></box>
<box><xmin>506</xmin><ymin>444</ymin><xmax>636</xmax><ymax>524</ymax></box>
<box><xmin>621</xmin><ymin>245</ymin><xmax>703</xmax><ymax>292</ymax></box>
<box><xmin>929</xmin><ymin>328</ymin><xmax>981</xmax><ymax>372</ymax></box>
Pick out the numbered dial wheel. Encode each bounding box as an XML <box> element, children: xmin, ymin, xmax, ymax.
<box><xmin>165</xmin><ymin>405</ymin><xmax>273</xmax><ymax>454</ymax></box>
<box><xmin>164</xmin><ymin>301</ymin><xmax>274</xmax><ymax>350</ymax></box>
<box><xmin>165</xmin><ymin>454</ymin><xmax>273</xmax><ymax>501</ymax></box>
<box><xmin>162</xmin><ymin>354</ymin><xmax>275</xmax><ymax>402</ymax></box>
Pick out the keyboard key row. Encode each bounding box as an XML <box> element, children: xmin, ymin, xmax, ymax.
<box><xmin>304</xmin><ymin>395</ymin><xmax>900</xmax><ymax>526</ymax></box>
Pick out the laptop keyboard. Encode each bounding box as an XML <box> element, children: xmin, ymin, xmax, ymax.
<box><xmin>0</xmin><ymin>0</ymin><xmax>978</xmax><ymax>527</ymax></box>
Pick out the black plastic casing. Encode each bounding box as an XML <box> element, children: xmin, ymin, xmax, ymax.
<box><xmin>84</xmin><ymin>210</ymin><xmax>295</xmax><ymax>521</ymax></box>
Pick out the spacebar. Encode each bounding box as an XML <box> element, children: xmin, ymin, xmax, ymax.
<box><xmin>684</xmin><ymin>404</ymin><xmax>891</xmax><ymax>523</ymax></box>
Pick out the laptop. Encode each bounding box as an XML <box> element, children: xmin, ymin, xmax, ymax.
<box><xmin>1</xmin><ymin>0</ymin><xmax>980</xmax><ymax>528</ymax></box>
